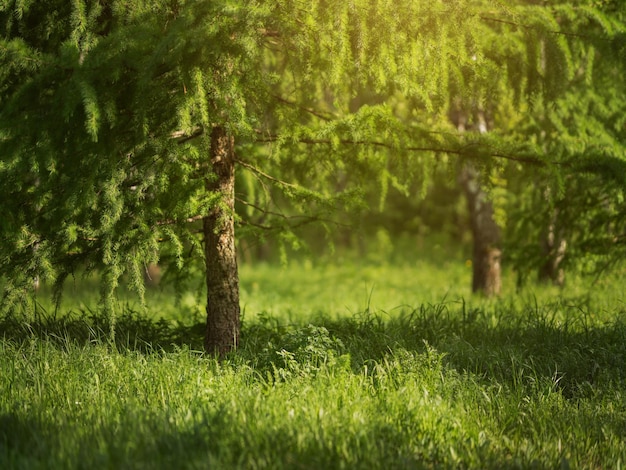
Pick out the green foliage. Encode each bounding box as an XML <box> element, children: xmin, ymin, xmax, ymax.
<box><xmin>0</xmin><ymin>0</ymin><xmax>271</xmax><ymax>312</ymax></box>
<box><xmin>443</xmin><ymin>0</ymin><xmax>626</xmax><ymax>280</ymax></box>
<box><xmin>253</xmin><ymin>324</ymin><xmax>349</xmax><ymax>381</ymax></box>
<box><xmin>2</xmin><ymin>0</ymin><xmax>626</xmax><ymax>324</ymax></box>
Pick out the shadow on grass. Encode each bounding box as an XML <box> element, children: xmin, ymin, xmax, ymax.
<box><xmin>1</xmin><ymin>297</ymin><xmax>625</xmax><ymax>399</ymax></box>
<box><xmin>0</xmin><ymin>306</ymin><xmax>206</xmax><ymax>353</ymax></box>
<box><xmin>2</xmin><ymin>298</ymin><xmax>625</xmax><ymax>470</ymax></box>
<box><xmin>238</xmin><ymin>297</ymin><xmax>626</xmax><ymax>400</ymax></box>
<box><xmin>0</xmin><ymin>412</ymin><xmax>52</xmax><ymax>460</ymax></box>
<box><xmin>0</xmin><ymin>402</ymin><xmax>505</xmax><ymax>469</ymax></box>
<box><xmin>317</xmin><ymin>298</ymin><xmax>626</xmax><ymax>399</ymax></box>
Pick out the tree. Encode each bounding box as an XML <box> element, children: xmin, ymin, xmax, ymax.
<box><xmin>499</xmin><ymin>1</ymin><xmax>626</xmax><ymax>286</ymax></box>
<box><xmin>1</xmin><ymin>0</ymin><xmax>490</xmax><ymax>353</ymax></box>
<box><xmin>441</xmin><ymin>0</ymin><xmax>626</xmax><ymax>294</ymax></box>
<box><xmin>0</xmin><ymin>0</ymin><xmax>267</xmax><ymax>353</ymax></box>
<box><xmin>2</xmin><ymin>0</ymin><xmax>624</xmax><ymax>353</ymax></box>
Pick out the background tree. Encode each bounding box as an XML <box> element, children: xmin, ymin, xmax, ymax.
<box><xmin>440</xmin><ymin>0</ymin><xmax>626</xmax><ymax>293</ymax></box>
<box><xmin>500</xmin><ymin>1</ymin><xmax>626</xmax><ymax>286</ymax></box>
<box><xmin>0</xmin><ymin>0</ymin><xmax>489</xmax><ymax>353</ymax></box>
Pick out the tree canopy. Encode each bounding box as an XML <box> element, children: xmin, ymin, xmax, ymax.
<box><xmin>1</xmin><ymin>0</ymin><xmax>625</xmax><ymax>351</ymax></box>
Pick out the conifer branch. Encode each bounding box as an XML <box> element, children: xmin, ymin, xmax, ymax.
<box><xmin>253</xmin><ymin>135</ymin><xmax>546</xmax><ymax>166</ymax></box>
<box><xmin>239</xmin><ymin>220</ymin><xmax>274</xmax><ymax>230</ymax></box>
<box><xmin>236</xmin><ymin>197</ymin><xmax>334</xmax><ymax>226</ymax></box>
<box><xmin>259</xmin><ymin>28</ymin><xmax>280</xmax><ymax>38</ymax></box>
<box><xmin>155</xmin><ymin>215</ymin><xmax>205</xmax><ymax>226</ymax></box>
<box><xmin>271</xmin><ymin>95</ymin><xmax>335</xmax><ymax>121</ymax></box>
<box><xmin>236</xmin><ymin>158</ymin><xmax>302</xmax><ymax>189</ymax></box>
<box><xmin>172</xmin><ymin>127</ymin><xmax>204</xmax><ymax>144</ymax></box>
<box><xmin>479</xmin><ymin>15</ymin><xmax>600</xmax><ymax>40</ymax></box>
<box><xmin>238</xmin><ymin>210</ymin><xmax>350</xmax><ymax>232</ymax></box>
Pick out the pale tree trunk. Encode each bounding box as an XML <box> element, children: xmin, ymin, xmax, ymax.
<box><xmin>460</xmin><ymin>164</ymin><xmax>502</xmax><ymax>296</ymax></box>
<box><xmin>203</xmin><ymin>126</ymin><xmax>240</xmax><ymax>356</ymax></box>
<box><xmin>455</xmin><ymin>108</ymin><xmax>502</xmax><ymax>296</ymax></box>
<box><xmin>538</xmin><ymin>209</ymin><xmax>566</xmax><ymax>286</ymax></box>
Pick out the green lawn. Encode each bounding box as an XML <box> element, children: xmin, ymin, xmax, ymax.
<box><xmin>1</xmin><ymin>260</ymin><xmax>626</xmax><ymax>469</ymax></box>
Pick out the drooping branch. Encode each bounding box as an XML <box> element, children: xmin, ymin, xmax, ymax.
<box><xmin>479</xmin><ymin>15</ymin><xmax>603</xmax><ymax>40</ymax></box>
<box><xmin>172</xmin><ymin>127</ymin><xmax>204</xmax><ymax>144</ymax></box>
<box><xmin>155</xmin><ymin>215</ymin><xmax>205</xmax><ymax>226</ymax></box>
<box><xmin>253</xmin><ymin>134</ymin><xmax>547</xmax><ymax>166</ymax></box>
<box><xmin>271</xmin><ymin>95</ymin><xmax>336</xmax><ymax>121</ymax></box>
<box><xmin>236</xmin><ymin>158</ymin><xmax>304</xmax><ymax>189</ymax></box>
<box><xmin>236</xmin><ymin>197</ymin><xmax>349</xmax><ymax>230</ymax></box>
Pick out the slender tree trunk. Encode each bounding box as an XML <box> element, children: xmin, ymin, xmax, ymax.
<box><xmin>538</xmin><ymin>209</ymin><xmax>566</xmax><ymax>286</ymax></box>
<box><xmin>203</xmin><ymin>126</ymin><xmax>240</xmax><ymax>356</ymax></box>
<box><xmin>460</xmin><ymin>164</ymin><xmax>502</xmax><ymax>296</ymax></box>
<box><xmin>452</xmin><ymin>105</ymin><xmax>502</xmax><ymax>296</ymax></box>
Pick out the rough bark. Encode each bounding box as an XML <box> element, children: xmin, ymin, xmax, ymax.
<box><xmin>460</xmin><ymin>164</ymin><xmax>502</xmax><ymax>296</ymax></box>
<box><xmin>203</xmin><ymin>126</ymin><xmax>240</xmax><ymax>356</ymax></box>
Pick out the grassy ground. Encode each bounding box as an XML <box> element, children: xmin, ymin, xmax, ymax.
<box><xmin>1</xmin><ymin>259</ymin><xmax>626</xmax><ymax>469</ymax></box>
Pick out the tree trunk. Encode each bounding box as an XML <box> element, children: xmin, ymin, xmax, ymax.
<box><xmin>203</xmin><ymin>126</ymin><xmax>240</xmax><ymax>356</ymax></box>
<box><xmin>460</xmin><ymin>164</ymin><xmax>502</xmax><ymax>296</ymax></box>
<box><xmin>538</xmin><ymin>210</ymin><xmax>566</xmax><ymax>286</ymax></box>
<box><xmin>453</xmin><ymin>106</ymin><xmax>502</xmax><ymax>296</ymax></box>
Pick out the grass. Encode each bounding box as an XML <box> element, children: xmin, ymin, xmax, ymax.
<box><xmin>1</xmin><ymin>258</ymin><xmax>626</xmax><ymax>469</ymax></box>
